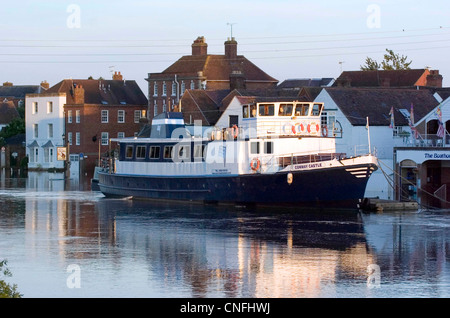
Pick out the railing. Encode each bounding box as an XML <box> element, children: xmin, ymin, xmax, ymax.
<box><xmin>402</xmin><ymin>133</ymin><xmax>450</xmax><ymax>148</ymax></box>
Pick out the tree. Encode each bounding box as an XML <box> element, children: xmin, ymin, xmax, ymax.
<box><xmin>361</xmin><ymin>49</ymin><xmax>412</xmax><ymax>71</ymax></box>
<box><xmin>0</xmin><ymin>260</ymin><xmax>22</xmax><ymax>298</ymax></box>
<box><xmin>0</xmin><ymin>117</ymin><xmax>25</xmax><ymax>147</ymax></box>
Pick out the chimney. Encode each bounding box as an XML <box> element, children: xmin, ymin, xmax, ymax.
<box><xmin>40</xmin><ymin>81</ymin><xmax>50</xmax><ymax>90</ymax></box>
<box><xmin>426</xmin><ymin>70</ymin><xmax>443</xmax><ymax>88</ymax></box>
<box><xmin>191</xmin><ymin>36</ymin><xmax>208</xmax><ymax>56</ymax></box>
<box><xmin>225</xmin><ymin>37</ymin><xmax>237</xmax><ymax>59</ymax></box>
<box><xmin>2</xmin><ymin>82</ymin><xmax>13</xmax><ymax>87</ymax></box>
<box><xmin>73</xmin><ymin>84</ymin><xmax>85</xmax><ymax>104</ymax></box>
<box><xmin>113</xmin><ymin>71</ymin><xmax>123</xmax><ymax>80</ymax></box>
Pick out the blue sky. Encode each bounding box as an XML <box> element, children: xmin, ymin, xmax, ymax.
<box><xmin>1</xmin><ymin>0</ymin><xmax>450</xmax><ymax>91</ymax></box>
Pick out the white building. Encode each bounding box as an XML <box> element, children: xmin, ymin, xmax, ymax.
<box><xmin>314</xmin><ymin>87</ymin><xmax>440</xmax><ymax>199</ymax></box>
<box><xmin>25</xmin><ymin>92</ymin><xmax>67</xmax><ymax>170</ymax></box>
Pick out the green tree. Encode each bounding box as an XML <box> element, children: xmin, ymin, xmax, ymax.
<box><xmin>0</xmin><ymin>117</ymin><xmax>25</xmax><ymax>147</ymax></box>
<box><xmin>0</xmin><ymin>260</ymin><xmax>22</xmax><ymax>298</ymax></box>
<box><xmin>361</xmin><ymin>49</ymin><xmax>412</xmax><ymax>71</ymax></box>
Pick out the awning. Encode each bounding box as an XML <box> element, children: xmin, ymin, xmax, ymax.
<box><xmin>27</xmin><ymin>140</ymin><xmax>39</xmax><ymax>148</ymax></box>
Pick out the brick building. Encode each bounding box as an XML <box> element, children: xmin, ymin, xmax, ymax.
<box><xmin>146</xmin><ymin>36</ymin><xmax>278</xmax><ymax>121</ymax></box>
<box><xmin>43</xmin><ymin>73</ymin><xmax>147</xmax><ymax>178</ymax></box>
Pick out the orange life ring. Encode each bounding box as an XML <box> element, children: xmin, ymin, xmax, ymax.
<box><xmin>307</xmin><ymin>122</ymin><xmax>320</xmax><ymax>134</ymax></box>
<box><xmin>291</xmin><ymin>124</ymin><xmax>297</xmax><ymax>134</ymax></box>
<box><xmin>232</xmin><ymin>125</ymin><xmax>239</xmax><ymax>139</ymax></box>
<box><xmin>250</xmin><ymin>158</ymin><xmax>260</xmax><ymax>171</ymax></box>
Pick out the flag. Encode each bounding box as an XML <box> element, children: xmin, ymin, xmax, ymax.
<box><xmin>436</xmin><ymin>104</ymin><xmax>445</xmax><ymax>138</ymax></box>
<box><xmin>389</xmin><ymin>106</ymin><xmax>394</xmax><ymax>129</ymax></box>
<box><xmin>409</xmin><ymin>103</ymin><xmax>419</xmax><ymax>139</ymax></box>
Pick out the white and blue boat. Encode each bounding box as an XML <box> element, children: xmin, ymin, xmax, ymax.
<box><xmin>98</xmin><ymin>101</ymin><xmax>377</xmax><ymax>209</ymax></box>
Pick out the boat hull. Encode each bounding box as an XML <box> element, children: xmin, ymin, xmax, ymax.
<box><xmin>98</xmin><ymin>161</ymin><xmax>377</xmax><ymax>210</ymax></box>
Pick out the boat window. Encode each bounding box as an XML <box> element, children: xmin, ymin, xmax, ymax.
<box><xmin>125</xmin><ymin>145</ymin><xmax>133</xmax><ymax>159</ymax></box>
<box><xmin>250</xmin><ymin>105</ymin><xmax>257</xmax><ymax>118</ymax></box>
<box><xmin>294</xmin><ymin>104</ymin><xmax>310</xmax><ymax>116</ymax></box>
<box><xmin>177</xmin><ymin>145</ymin><xmax>190</xmax><ymax>160</ymax></box>
<box><xmin>243</xmin><ymin>105</ymin><xmax>249</xmax><ymax>118</ymax></box>
<box><xmin>194</xmin><ymin>144</ymin><xmax>206</xmax><ymax>159</ymax></box>
<box><xmin>264</xmin><ymin>141</ymin><xmax>273</xmax><ymax>154</ymax></box>
<box><xmin>312</xmin><ymin>103</ymin><xmax>323</xmax><ymax>116</ymax></box>
<box><xmin>149</xmin><ymin>146</ymin><xmax>160</xmax><ymax>159</ymax></box>
<box><xmin>136</xmin><ymin>146</ymin><xmax>146</xmax><ymax>159</ymax></box>
<box><xmin>250</xmin><ymin>142</ymin><xmax>260</xmax><ymax>154</ymax></box>
<box><xmin>163</xmin><ymin>146</ymin><xmax>173</xmax><ymax>159</ymax></box>
<box><xmin>278</xmin><ymin>104</ymin><xmax>293</xmax><ymax>116</ymax></box>
<box><xmin>259</xmin><ymin>104</ymin><xmax>275</xmax><ymax>116</ymax></box>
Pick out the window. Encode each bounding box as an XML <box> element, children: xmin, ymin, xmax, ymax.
<box><xmin>134</xmin><ymin>110</ymin><xmax>142</xmax><ymax>123</ymax></box>
<box><xmin>32</xmin><ymin>102</ymin><xmax>38</xmax><ymax>114</ymax></box>
<box><xmin>153</xmin><ymin>100</ymin><xmax>158</xmax><ymax>117</ymax></box>
<box><xmin>264</xmin><ymin>141</ymin><xmax>273</xmax><ymax>154</ymax></box>
<box><xmin>117</xmin><ymin>132</ymin><xmax>125</xmax><ymax>138</ymax></box>
<box><xmin>190</xmin><ymin>81</ymin><xmax>195</xmax><ymax>90</ymax></box>
<box><xmin>259</xmin><ymin>104</ymin><xmax>275</xmax><ymax>116</ymax></box>
<box><xmin>125</xmin><ymin>146</ymin><xmax>133</xmax><ymax>158</ymax></box>
<box><xmin>136</xmin><ymin>146</ymin><xmax>146</xmax><ymax>159</ymax></box>
<box><xmin>68</xmin><ymin>132</ymin><xmax>72</xmax><ymax>145</ymax></box>
<box><xmin>76</xmin><ymin>132</ymin><xmax>80</xmax><ymax>145</ymax></box>
<box><xmin>278</xmin><ymin>104</ymin><xmax>293</xmax><ymax>116</ymax></box>
<box><xmin>162</xmin><ymin>82</ymin><xmax>167</xmax><ymax>96</ymax></box>
<box><xmin>171</xmin><ymin>82</ymin><xmax>177</xmax><ymax>96</ymax></box>
<box><xmin>101</xmin><ymin>110</ymin><xmax>109</xmax><ymax>123</ymax></box>
<box><xmin>76</xmin><ymin>110</ymin><xmax>80</xmax><ymax>123</ymax></box>
<box><xmin>47</xmin><ymin>101</ymin><xmax>53</xmax><ymax>113</ymax></box>
<box><xmin>243</xmin><ymin>105</ymin><xmax>249</xmax><ymax>118</ymax></box>
<box><xmin>294</xmin><ymin>104</ymin><xmax>310</xmax><ymax>116</ymax></box>
<box><xmin>153</xmin><ymin>82</ymin><xmax>158</xmax><ymax>96</ymax></box>
<box><xmin>101</xmin><ymin>132</ymin><xmax>108</xmax><ymax>145</ymax></box>
<box><xmin>48</xmin><ymin>124</ymin><xmax>53</xmax><ymax>138</ymax></box>
<box><xmin>250</xmin><ymin>142</ymin><xmax>260</xmax><ymax>154</ymax></box>
<box><xmin>33</xmin><ymin>124</ymin><xmax>38</xmax><ymax>138</ymax></box>
<box><xmin>163</xmin><ymin>146</ymin><xmax>173</xmax><ymax>159</ymax></box>
<box><xmin>194</xmin><ymin>144</ymin><xmax>206</xmax><ymax>160</ymax></box>
<box><xmin>162</xmin><ymin>100</ymin><xmax>166</xmax><ymax>113</ymax></box>
<box><xmin>44</xmin><ymin>148</ymin><xmax>53</xmax><ymax>163</ymax></box>
<box><xmin>177</xmin><ymin>145</ymin><xmax>190</xmax><ymax>160</ymax></box>
<box><xmin>250</xmin><ymin>105</ymin><xmax>257</xmax><ymax>118</ymax></box>
<box><xmin>181</xmin><ymin>81</ymin><xmax>185</xmax><ymax>94</ymax></box>
<box><xmin>118</xmin><ymin>110</ymin><xmax>125</xmax><ymax>123</ymax></box>
<box><xmin>68</xmin><ymin>110</ymin><xmax>73</xmax><ymax>123</ymax></box>
<box><xmin>149</xmin><ymin>146</ymin><xmax>160</xmax><ymax>159</ymax></box>
<box><xmin>32</xmin><ymin>148</ymin><xmax>39</xmax><ymax>163</ymax></box>
<box><xmin>312</xmin><ymin>103</ymin><xmax>323</xmax><ymax>116</ymax></box>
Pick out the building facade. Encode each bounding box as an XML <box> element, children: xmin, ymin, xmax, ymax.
<box><xmin>146</xmin><ymin>36</ymin><xmax>278</xmax><ymax>122</ymax></box>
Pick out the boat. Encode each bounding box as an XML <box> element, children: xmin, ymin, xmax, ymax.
<box><xmin>97</xmin><ymin>101</ymin><xmax>378</xmax><ymax>209</ymax></box>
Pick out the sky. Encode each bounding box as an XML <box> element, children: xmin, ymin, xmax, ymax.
<box><xmin>1</xmin><ymin>0</ymin><xmax>450</xmax><ymax>92</ymax></box>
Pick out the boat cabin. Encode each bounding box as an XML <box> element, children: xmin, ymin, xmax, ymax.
<box><xmin>241</xmin><ymin>101</ymin><xmax>325</xmax><ymax>138</ymax></box>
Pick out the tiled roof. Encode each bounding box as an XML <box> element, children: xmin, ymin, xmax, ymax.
<box><xmin>0</xmin><ymin>100</ymin><xmax>20</xmax><ymax>125</ymax></box>
<box><xmin>278</xmin><ymin>78</ymin><xmax>334</xmax><ymax>89</ymax></box>
<box><xmin>45</xmin><ymin>79</ymin><xmax>147</xmax><ymax>105</ymax></box>
<box><xmin>324</xmin><ymin>88</ymin><xmax>439</xmax><ymax>126</ymax></box>
<box><xmin>334</xmin><ymin>69</ymin><xmax>429</xmax><ymax>88</ymax></box>
<box><xmin>154</xmin><ymin>55</ymin><xmax>278</xmax><ymax>83</ymax></box>
<box><xmin>0</xmin><ymin>85</ymin><xmax>43</xmax><ymax>98</ymax></box>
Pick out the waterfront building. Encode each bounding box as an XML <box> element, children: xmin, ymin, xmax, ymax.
<box><xmin>146</xmin><ymin>36</ymin><xmax>278</xmax><ymax>122</ymax></box>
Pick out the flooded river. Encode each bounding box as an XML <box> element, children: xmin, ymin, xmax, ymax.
<box><xmin>0</xmin><ymin>172</ymin><xmax>449</xmax><ymax>298</ymax></box>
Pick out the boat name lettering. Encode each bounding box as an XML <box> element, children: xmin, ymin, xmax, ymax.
<box><xmin>294</xmin><ymin>162</ymin><xmax>323</xmax><ymax>169</ymax></box>
<box><xmin>212</xmin><ymin>169</ymin><xmax>231</xmax><ymax>174</ymax></box>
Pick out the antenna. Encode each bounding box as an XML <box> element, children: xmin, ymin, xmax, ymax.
<box><xmin>227</xmin><ymin>22</ymin><xmax>236</xmax><ymax>38</ymax></box>
<box><xmin>339</xmin><ymin>61</ymin><xmax>345</xmax><ymax>73</ymax></box>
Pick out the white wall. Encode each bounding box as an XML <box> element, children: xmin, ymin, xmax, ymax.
<box><xmin>25</xmin><ymin>94</ymin><xmax>66</xmax><ymax>169</ymax></box>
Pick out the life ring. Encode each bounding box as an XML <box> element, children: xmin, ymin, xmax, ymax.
<box><xmin>321</xmin><ymin>125</ymin><xmax>328</xmax><ymax>137</ymax></box>
<box><xmin>250</xmin><ymin>158</ymin><xmax>260</xmax><ymax>171</ymax></box>
<box><xmin>307</xmin><ymin>122</ymin><xmax>320</xmax><ymax>134</ymax></box>
<box><xmin>231</xmin><ymin>125</ymin><xmax>239</xmax><ymax>139</ymax></box>
<box><xmin>291</xmin><ymin>123</ymin><xmax>298</xmax><ymax>134</ymax></box>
